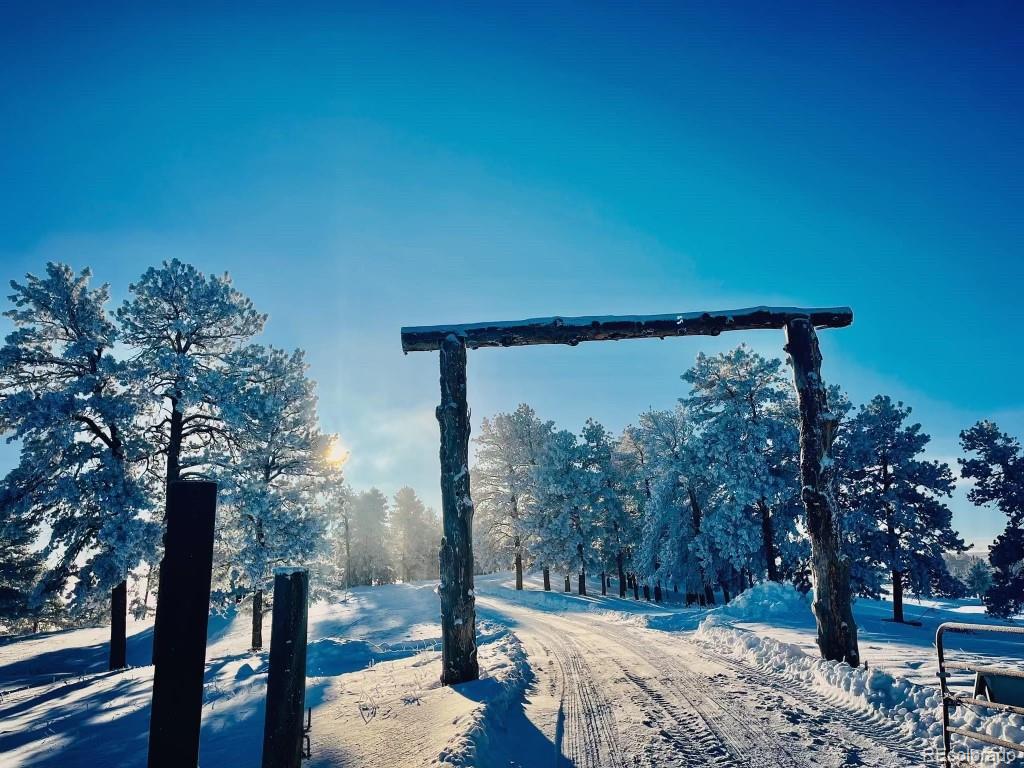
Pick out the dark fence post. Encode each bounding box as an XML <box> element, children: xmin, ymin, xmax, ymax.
<box><xmin>261</xmin><ymin>567</ymin><xmax>309</xmax><ymax>768</ymax></box>
<box><xmin>109</xmin><ymin>579</ymin><xmax>127</xmax><ymax>670</ymax></box>
<box><xmin>147</xmin><ymin>481</ymin><xmax>217</xmax><ymax>768</ymax></box>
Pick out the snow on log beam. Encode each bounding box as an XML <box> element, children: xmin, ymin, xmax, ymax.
<box><xmin>401</xmin><ymin>306</ymin><xmax>853</xmax><ymax>352</ymax></box>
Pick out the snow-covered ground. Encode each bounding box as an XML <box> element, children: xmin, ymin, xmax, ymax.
<box><xmin>0</xmin><ymin>583</ymin><xmax>528</xmax><ymax>768</ymax></box>
<box><xmin>1</xmin><ymin>574</ymin><xmax>1021</xmax><ymax>767</ymax></box>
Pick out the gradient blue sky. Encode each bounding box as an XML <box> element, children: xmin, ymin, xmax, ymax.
<box><xmin>2</xmin><ymin>2</ymin><xmax>1021</xmax><ymax>547</ymax></box>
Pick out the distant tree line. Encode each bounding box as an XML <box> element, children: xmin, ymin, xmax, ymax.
<box><xmin>472</xmin><ymin>346</ymin><xmax>1023</xmax><ymax>620</ymax></box>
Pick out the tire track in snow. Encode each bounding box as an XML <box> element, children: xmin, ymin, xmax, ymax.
<box><xmin>522</xmin><ymin>619</ymin><xmax>627</xmax><ymax>767</ymax></box>
<box><xmin>692</xmin><ymin>643</ymin><xmax>922</xmax><ymax>767</ymax></box>
<box><xmin>480</xmin><ymin>594</ymin><xmax>921</xmax><ymax>767</ymax></box>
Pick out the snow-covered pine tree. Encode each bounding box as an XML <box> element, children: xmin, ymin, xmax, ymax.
<box><xmin>0</xmin><ymin>263</ymin><xmax>156</xmax><ymax>664</ymax></box>
<box><xmin>0</xmin><ymin>477</ymin><xmax>44</xmax><ymax>629</ymax></box>
<box><xmin>965</xmin><ymin>559</ymin><xmax>993</xmax><ymax>600</ymax></box>
<box><xmin>213</xmin><ymin>345</ymin><xmax>331</xmax><ymax>650</ymax></box>
<box><xmin>471</xmin><ymin>404</ymin><xmax>553</xmax><ymax>588</ymax></box>
<box><xmin>630</xmin><ymin>407</ymin><xmax>712</xmax><ymax>602</ymax></box>
<box><xmin>842</xmin><ymin>395</ymin><xmax>965</xmax><ymax>622</ymax></box>
<box><xmin>318</xmin><ymin>471</ymin><xmax>354</xmax><ymax>589</ymax></box>
<box><xmin>117</xmin><ymin>259</ymin><xmax>266</xmax><ymax>496</ymax></box>
<box><xmin>682</xmin><ymin>346</ymin><xmax>800</xmax><ymax>587</ymax></box>
<box><xmin>389</xmin><ymin>487</ymin><xmax>440</xmax><ymax>582</ymax></box>
<box><xmin>613</xmin><ymin>426</ymin><xmax>651</xmax><ymax>597</ymax></box>
<box><xmin>578</xmin><ymin>419</ymin><xmax>633</xmax><ymax>597</ymax></box>
<box><xmin>959</xmin><ymin>420</ymin><xmax>1024</xmax><ymax>617</ymax></box>
<box><xmin>528</xmin><ymin>428</ymin><xmax>598</xmax><ymax>594</ymax></box>
<box><xmin>347</xmin><ymin>488</ymin><xmax>394</xmax><ymax>586</ymax></box>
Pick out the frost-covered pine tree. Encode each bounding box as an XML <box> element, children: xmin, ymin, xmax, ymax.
<box><xmin>471</xmin><ymin>404</ymin><xmax>553</xmax><ymax>588</ymax></box>
<box><xmin>0</xmin><ymin>483</ymin><xmax>44</xmax><ymax>628</ymax></box>
<box><xmin>614</xmin><ymin>425</ymin><xmax>652</xmax><ymax>597</ymax></box>
<box><xmin>212</xmin><ymin>345</ymin><xmax>331</xmax><ymax>650</ymax></box>
<box><xmin>117</xmin><ymin>260</ymin><xmax>266</xmax><ymax>496</ymax></box>
<box><xmin>529</xmin><ymin>429</ymin><xmax>599</xmax><ymax>594</ymax></box>
<box><xmin>630</xmin><ymin>407</ymin><xmax>712</xmax><ymax>601</ymax></box>
<box><xmin>682</xmin><ymin>346</ymin><xmax>801</xmax><ymax>586</ymax></box>
<box><xmin>965</xmin><ymin>559</ymin><xmax>993</xmax><ymax>600</ymax></box>
<box><xmin>0</xmin><ymin>264</ymin><xmax>156</xmax><ymax>664</ymax></box>
<box><xmin>389</xmin><ymin>487</ymin><xmax>439</xmax><ymax>582</ymax></box>
<box><xmin>841</xmin><ymin>395</ymin><xmax>965</xmax><ymax>622</ymax></box>
<box><xmin>959</xmin><ymin>420</ymin><xmax>1024</xmax><ymax>617</ymax></box>
<box><xmin>578</xmin><ymin>419</ymin><xmax>633</xmax><ymax>596</ymax></box>
<box><xmin>347</xmin><ymin>488</ymin><xmax>394</xmax><ymax>586</ymax></box>
<box><xmin>318</xmin><ymin>471</ymin><xmax>354</xmax><ymax>589</ymax></box>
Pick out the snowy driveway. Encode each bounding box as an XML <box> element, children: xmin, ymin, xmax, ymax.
<box><xmin>476</xmin><ymin>594</ymin><xmax>922</xmax><ymax>768</ymax></box>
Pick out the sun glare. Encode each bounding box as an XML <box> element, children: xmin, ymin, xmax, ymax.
<box><xmin>325</xmin><ymin>435</ymin><xmax>350</xmax><ymax>467</ymax></box>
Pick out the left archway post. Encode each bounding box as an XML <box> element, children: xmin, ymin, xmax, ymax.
<box><xmin>147</xmin><ymin>480</ymin><xmax>217</xmax><ymax>768</ymax></box>
<box><xmin>437</xmin><ymin>334</ymin><xmax>479</xmax><ymax>685</ymax></box>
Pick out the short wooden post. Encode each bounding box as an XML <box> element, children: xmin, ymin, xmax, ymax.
<box><xmin>437</xmin><ymin>335</ymin><xmax>479</xmax><ymax>685</ymax></box>
<box><xmin>785</xmin><ymin>318</ymin><xmax>860</xmax><ymax>667</ymax></box>
<box><xmin>147</xmin><ymin>481</ymin><xmax>217</xmax><ymax>768</ymax></box>
<box><xmin>261</xmin><ymin>568</ymin><xmax>309</xmax><ymax>768</ymax></box>
<box><xmin>109</xmin><ymin>579</ymin><xmax>127</xmax><ymax>670</ymax></box>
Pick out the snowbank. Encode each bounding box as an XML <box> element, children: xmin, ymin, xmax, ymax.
<box><xmin>712</xmin><ymin>580</ymin><xmax>811</xmax><ymax>623</ymax></box>
<box><xmin>433</xmin><ymin>633</ymin><xmax>533</xmax><ymax>766</ymax></box>
<box><xmin>695</xmin><ymin>586</ymin><xmax>1024</xmax><ymax>757</ymax></box>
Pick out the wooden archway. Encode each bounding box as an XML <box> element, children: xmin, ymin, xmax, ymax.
<box><xmin>401</xmin><ymin>306</ymin><xmax>860</xmax><ymax>685</ymax></box>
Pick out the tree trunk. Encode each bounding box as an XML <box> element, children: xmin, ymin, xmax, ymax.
<box><xmin>251</xmin><ymin>589</ymin><xmax>264</xmax><ymax>650</ymax></box>
<box><xmin>654</xmin><ymin>582</ymin><xmax>662</xmax><ymax>603</ymax></box>
<box><xmin>643</xmin><ymin>584</ymin><xmax>651</xmax><ymax>601</ymax></box>
<box><xmin>720</xmin><ymin>577</ymin><xmax>731</xmax><ymax>604</ymax></box>
<box><xmin>344</xmin><ymin>516</ymin><xmax>352</xmax><ymax>589</ymax></box>
<box><xmin>32</xmin><ymin>620</ymin><xmax>39</xmax><ymax>634</ymax></box>
<box><xmin>151</xmin><ymin>398</ymin><xmax>185</xmax><ymax>664</ymax></box>
<box><xmin>704</xmin><ymin>583</ymin><xmax>716</xmax><ymax>606</ymax></box>
<box><xmin>758</xmin><ymin>497</ymin><xmax>780</xmax><ymax>582</ymax></box>
<box><xmin>786</xmin><ymin>318</ymin><xmax>860</xmax><ymax>667</ymax></box>
<box><xmin>885</xmin><ymin>503</ymin><xmax>904</xmax><ymax>622</ymax></box>
<box><xmin>109</xmin><ymin>579</ymin><xmax>127</xmax><ymax>670</ymax></box>
<box><xmin>543</xmin><ymin>567</ymin><xmax>551</xmax><ymax>591</ymax></box>
<box><xmin>141</xmin><ymin>565</ymin><xmax>154</xmax><ymax>619</ymax></box>
<box><xmin>891</xmin><ymin>570</ymin><xmax>904</xmax><ymax>623</ymax></box>
<box><xmin>578</xmin><ymin>569</ymin><xmax>587</xmax><ymax>596</ymax></box>
<box><xmin>617</xmin><ymin>552</ymin><xmax>626</xmax><ymax>598</ymax></box>
<box><xmin>564</xmin><ymin>574</ymin><xmax>571</xmax><ymax>592</ymax></box>
<box><xmin>600</xmin><ymin>571</ymin><xmax>607</xmax><ymax>596</ymax></box>
<box><xmin>632</xmin><ymin>574</ymin><xmax>639</xmax><ymax>600</ymax></box>
<box><xmin>514</xmin><ymin>551</ymin><xmax>523</xmax><ymax>591</ymax></box>
<box><xmin>436</xmin><ymin>336</ymin><xmax>479</xmax><ymax>685</ymax></box>
<box><xmin>166</xmin><ymin>401</ymin><xmax>184</xmax><ymax>489</ymax></box>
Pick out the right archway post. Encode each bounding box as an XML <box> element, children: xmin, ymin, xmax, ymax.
<box><xmin>785</xmin><ymin>317</ymin><xmax>860</xmax><ymax>667</ymax></box>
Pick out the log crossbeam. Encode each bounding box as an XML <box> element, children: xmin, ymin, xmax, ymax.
<box><xmin>401</xmin><ymin>305</ymin><xmax>853</xmax><ymax>352</ymax></box>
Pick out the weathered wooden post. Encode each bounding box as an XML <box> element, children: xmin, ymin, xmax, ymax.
<box><xmin>147</xmin><ymin>481</ymin><xmax>217</xmax><ymax>768</ymax></box>
<box><xmin>261</xmin><ymin>567</ymin><xmax>309</xmax><ymax>768</ymax></box>
<box><xmin>785</xmin><ymin>317</ymin><xmax>860</xmax><ymax>667</ymax></box>
<box><xmin>109</xmin><ymin>579</ymin><xmax>127</xmax><ymax>670</ymax></box>
<box><xmin>437</xmin><ymin>335</ymin><xmax>479</xmax><ymax>685</ymax></box>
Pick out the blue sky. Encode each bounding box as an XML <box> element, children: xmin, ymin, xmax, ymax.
<box><xmin>2</xmin><ymin>2</ymin><xmax>1021</xmax><ymax>548</ymax></box>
